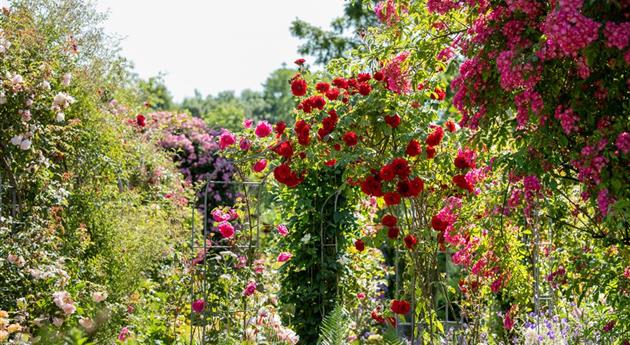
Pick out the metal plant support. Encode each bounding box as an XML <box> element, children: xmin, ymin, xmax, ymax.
<box><xmin>189</xmin><ymin>177</ymin><xmax>266</xmax><ymax>345</ymax></box>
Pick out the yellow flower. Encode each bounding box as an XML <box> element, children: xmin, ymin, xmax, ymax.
<box><xmin>0</xmin><ymin>311</ymin><xmax>7</xmax><ymax>318</ymax></box>
<box><xmin>6</xmin><ymin>324</ymin><xmax>21</xmax><ymax>333</ymax></box>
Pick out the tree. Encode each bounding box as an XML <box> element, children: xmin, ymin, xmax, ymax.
<box><xmin>290</xmin><ymin>1</ymin><xmax>377</xmax><ymax>65</ymax></box>
<box><xmin>137</xmin><ymin>75</ymin><xmax>174</xmax><ymax>111</ymax></box>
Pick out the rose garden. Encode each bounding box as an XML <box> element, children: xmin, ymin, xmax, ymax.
<box><xmin>0</xmin><ymin>0</ymin><xmax>629</xmax><ymax>344</ymax></box>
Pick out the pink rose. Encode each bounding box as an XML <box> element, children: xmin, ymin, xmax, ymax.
<box><xmin>192</xmin><ymin>299</ymin><xmax>205</xmax><ymax>313</ymax></box>
<box><xmin>255</xmin><ymin>121</ymin><xmax>273</xmax><ymax>138</ymax></box>
<box><xmin>277</xmin><ymin>252</ymin><xmax>292</xmax><ymax>262</ymax></box>
<box><xmin>253</xmin><ymin>159</ymin><xmax>267</xmax><ymax>173</ymax></box>
<box><xmin>277</xmin><ymin>224</ymin><xmax>288</xmax><ymax>236</ymax></box>
<box><xmin>243</xmin><ymin>281</ymin><xmax>257</xmax><ymax>297</ymax></box>
<box><xmin>219</xmin><ymin>130</ymin><xmax>236</xmax><ymax>149</ymax></box>
<box><xmin>218</xmin><ymin>221</ymin><xmax>235</xmax><ymax>239</ymax></box>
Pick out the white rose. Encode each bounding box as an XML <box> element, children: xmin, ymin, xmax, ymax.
<box><xmin>91</xmin><ymin>291</ymin><xmax>107</xmax><ymax>303</ymax></box>
<box><xmin>19</xmin><ymin>139</ymin><xmax>31</xmax><ymax>151</ymax></box>
<box><xmin>56</xmin><ymin>112</ymin><xmax>65</xmax><ymax>122</ymax></box>
<box><xmin>62</xmin><ymin>73</ymin><xmax>72</xmax><ymax>86</ymax></box>
<box><xmin>10</xmin><ymin>135</ymin><xmax>22</xmax><ymax>146</ymax></box>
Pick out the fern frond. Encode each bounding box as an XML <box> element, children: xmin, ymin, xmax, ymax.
<box><xmin>318</xmin><ymin>304</ymin><xmax>349</xmax><ymax>345</ymax></box>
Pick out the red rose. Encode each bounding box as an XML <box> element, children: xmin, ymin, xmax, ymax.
<box><xmin>275</xmin><ymin>121</ymin><xmax>287</xmax><ymax>136</ymax></box>
<box><xmin>316</xmin><ymin>82</ymin><xmax>330</xmax><ymax>93</ymax></box>
<box><xmin>381</xmin><ymin>214</ymin><xmax>397</xmax><ymax>227</ymax></box>
<box><xmin>431</xmin><ymin>214</ymin><xmax>448</xmax><ymax>231</ymax></box>
<box><xmin>272</xmin><ymin>141</ymin><xmax>294</xmax><ymax>159</ymax></box>
<box><xmin>425</xmin><ymin>126</ymin><xmax>444</xmax><ymax>146</ymax></box>
<box><xmin>357</xmin><ymin>73</ymin><xmax>371</xmax><ymax>82</ymax></box>
<box><xmin>374</xmin><ymin>70</ymin><xmax>384</xmax><ymax>81</ymax></box>
<box><xmin>343</xmin><ymin>131</ymin><xmax>358</xmax><ymax>147</ymax></box>
<box><xmin>398</xmin><ymin>177</ymin><xmax>424</xmax><ymax>197</ymax></box>
<box><xmin>294</xmin><ymin>58</ymin><xmax>305</xmax><ymax>66</ymax></box>
<box><xmin>371</xmin><ymin>310</ymin><xmax>385</xmax><ymax>324</ymax></box>
<box><xmin>325</xmin><ymin>88</ymin><xmax>340</xmax><ymax>100</ymax></box>
<box><xmin>360</xmin><ymin>175</ymin><xmax>383</xmax><ymax>197</ymax></box>
<box><xmin>347</xmin><ymin>78</ymin><xmax>358</xmax><ymax>90</ymax></box>
<box><xmin>384</xmin><ymin>192</ymin><xmax>401</xmax><ymax>206</ymax></box>
<box><xmin>445</xmin><ymin>119</ymin><xmax>457</xmax><ymax>132</ymax></box>
<box><xmin>430</xmin><ymin>86</ymin><xmax>446</xmax><ymax>100</ymax></box>
<box><xmin>274</xmin><ymin>164</ymin><xmax>303</xmax><ymax>187</ymax></box>
<box><xmin>355</xmin><ymin>239</ymin><xmax>365</xmax><ymax>252</ymax></box>
<box><xmin>406</xmin><ymin>139</ymin><xmax>421</xmax><ymax>157</ymax></box>
<box><xmin>453</xmin><ymin>174</ymin><xmax>473</xmax><ymax>192</ymax></box>
<box><xmin>333</xmin><ymin>143</ymin><xmax>341</xmax><ymax>151</ymax></box>
<box><xmin>387</xmin><ymin>226</ymin><xmax>400</xmax><ymax>239</ymax></box>
<box><xmin>309</xmin><ymin>95</ymin><xmax>326</xmax><ymax>110</ymax></box>
<box><xmin>391</xmin><ymin>157</ymin><xmax>410</xmax><ymax>178</ymax></box>
<box><xmin>325</xmin><ymin>159</ymin><xmax>336</xmax><ymax>167</ymax></box>
<box><xmin>295</xmin><ymin>120</ymin><xmax>311</xmax><ymax>146</ymax></box>
<box><xmin>454</xmin><ymin>149</ymin><xmax>476</xmax><ymax>169</ymax></box>
<box><xmin>332</xmin><ymin>77</ymin><xmax>349</xmax><ymax>89</ymax></box>
<box><xmin>404</xmin><ymin>234</ymin><xmax>417</xmax><ymax>249</ymax></box>
<box><xmin>384</xmin><ymin>114</ymin><xmax>401</xmax><ymax>128</ymax></box>
<box><xmin>291</xmin><ymin>78</ymin><xmax>307</xmax><ymax>97</ymax></box>
<box><xmin>358</xmin><ymin>82</ymin><xmax>372</xmax><ymax>96</ymax></box>
<box><xmin>426</xmin><ymin>146</ymin><xmax>436</xmax><ymax>159</ymax></box>
<box><xmin>379</xmin><ymin>164</ymin><xmax>396</xmax><ymax>181</ymax></box>
<box><xmin>391</xmin><ymin>300</ymin><xmax>411</xmax><ymax>315</ymax></box>
<box><xmin>136</xmin><ymin>114</ymin><xmax>146</xmax><ymax>127</ymax></box>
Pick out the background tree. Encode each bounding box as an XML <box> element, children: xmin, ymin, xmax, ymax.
<box><xmin>290</xmin><ymin>0</ymin><xmax>377</xmax><ymax>65</ymax></box>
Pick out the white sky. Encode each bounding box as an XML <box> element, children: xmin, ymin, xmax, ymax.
<box><xmin>95</xmin><ymin>0</ymin><xmax>345</xmax><ymax>101</ymax></box>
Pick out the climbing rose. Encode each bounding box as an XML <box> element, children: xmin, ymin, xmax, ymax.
<box><xmin>384</xmin><ymin>114</ymin><xmax>401</xmax><ymax>128</ymax></box>
<box><xmin>243</xmin><ymin>281</ymin><xmax>257</xmax><ymax>297</ymax></box>
<box><xmin>445</xmin><ymin>120</ymin><xmax>457</xmax><ymax>132</ymax></box>
<box><xmin>136</xmin><ymin>114</ymin><xmax>146</xmax><ymax>127</ymax></box>
<box><xmin>253</xmin><ymin>159</ymin><xmax>267</xmax><ymax>172</ymax></box>
<box><xmin>391</xmin><ymin>157</ymin><xmax>410</xmax><ymax>178</ymax></box>
<box><xmin>240</xmin><ymin>138</ymin><xmax>251</xmax><ymax>151</ymax></box>
<box><xmin>219</xmin><ymin>130</ymin><xmax>236</xmax><ymax>150</ymax></box>
<box><xmin>277</xmin><ymin>252</ymin><xmax>292</xmax><ymax>262</ymax></box>
<box><xmin>192</xmin><ymin>299</ymin><xmax>205</xmax><ymax>313</ymax></box>
<box><xmin>379</xmin><ymin>164</ymin><xmax>396</xmax><ymax>181</ymax></box>
<box><xmin>503</xmin><ymin>312</ymin><xmax>514</xmax><ymax>330</ymax></box>
<box><xmin>616</xmin><ymin>132</ymin><xmax>630</xmax><ymax>154</ymax></box>
<box><xmin>277</xmin><ymin>224</ymin><xmax>289</xmax><ymax>236</ymax></box>
<box><xmin>384</xmin><ymin>192</ymin><xmax>401</xmax><ymax>206</ymax></box>
<box><xmin>325</xmin><ymin>88</ymin><xmax>340</xmax><ymax>100</ymax></box>
<box><xmin>275</xmin><ymin>121</ymin><xmax>287</xmax><ymax>136</ymax></box>
<box><xmin>273</xmin><ymin>141</ymin><xmax>294</xmax><ymax>159</ymax></box>
<box><xmin>118</xmin><ymin>327</ymin><xmax>130</xmax><ymax>341</ymax></box>
<box><xmin>358</xmin><ymin>82</ymin><xmax>372</xmax><ymax>96</ymax></box>
<box><xmin>404</xmin><ymin>234</ymin><xmax>417</xmax><ymax>249</ymax></box>
<box><xmin>454</xmin><ymin>148</ymin><xmax>476</xmax><ymax>169</ymax></box>
<box><xmin>255</xmin><ymin>121</ymin><xmax>272</xmax><ymax>137</ymax></box>
<box><xmin>355</xmin><ymin>239</ymin><xmax>365</xmax><ymax>252</ymax></box>
<box><xmin>425</xmin><ymin>146</ymin><xmax>436</xmax><ymax>159</ymax></box>
<box><xmin>387</xmin><ymin>226</ymin><xmax>400</xmax><ymax>239</ymax></box>
<box><xmin>390</xmin><ymin>300</ymin><xmax>411</xmax><ymax>315</ymax></box>
<box><xmin>425</xmin><ymin>126</ymin><xmax>444</xmax><ymax>146</ymax></box>
<box><xmin>343</xmin><ymin>131</ymin><xmax>358</xmax><ymax>146</ymax></box>
<box><xmin>291</xmin><ymin>78</ymin><xmax>307</xmax><ymax>96</ymax></box>
<box><xmin>383</xmin><ymin>52</ymin><xmax>411</xmax><ymax>94</ymax></box>
<box><xmin>406</xmin><ymin>139</ymin><xmax>421</xmax><ymax>156</ymax></box>
<box><xmin>218</xmin><ymin>221</ymin><xmax>235</xmax><ymax>239</ymax></box>
<box><xmin>381</xmin><ymin>214</ymin><xmax>397</xmax><ymax>227</ymax></box>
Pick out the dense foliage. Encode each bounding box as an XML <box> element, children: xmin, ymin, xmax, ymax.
<box><xmin>1</xmin><ymin>0</ymin><xmax>629</xmax><ymax>344</ymax></box>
